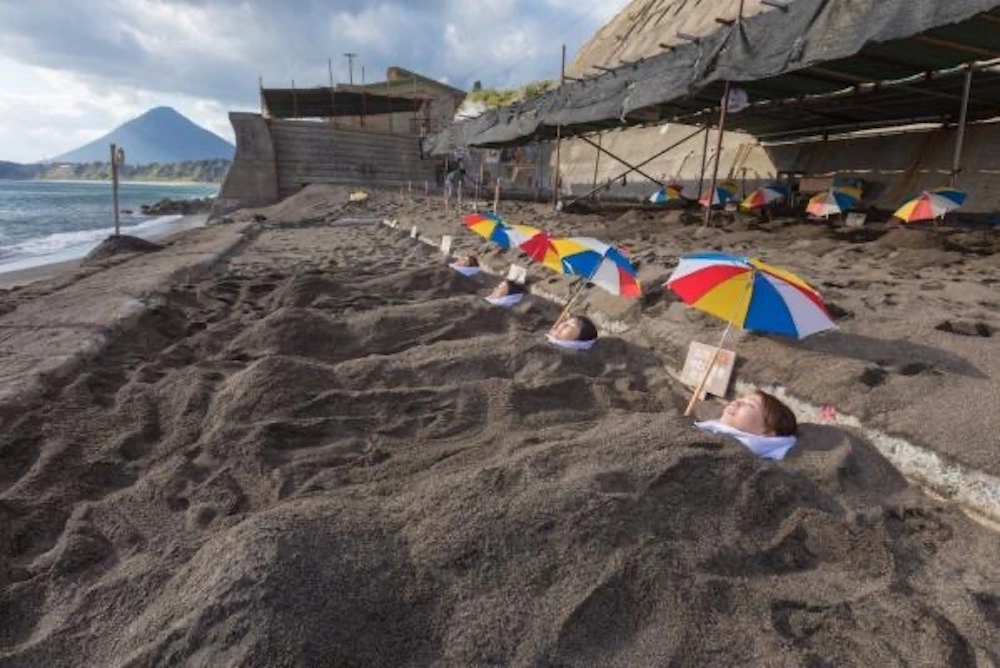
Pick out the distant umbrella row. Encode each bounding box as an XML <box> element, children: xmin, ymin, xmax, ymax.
<box><xmin>648</xmin><ymin>182</ymin><xmax>968</xmax><ymax>223</ymax></box>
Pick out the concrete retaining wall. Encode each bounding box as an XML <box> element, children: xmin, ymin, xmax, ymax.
<box><xmin>215</xmin><ymin>114</ymin><xmax>437</xmax><ymax>215</ymax></box>
<box><xmin>270</xmin><ymin>120</ymin><xmax>435</xmax><ymax>199</ymax></box>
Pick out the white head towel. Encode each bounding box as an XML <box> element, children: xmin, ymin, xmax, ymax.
<box><xmin>545</xmin><ymin>333</ymin><xmax>597</xmax><ymax>351</ymax></box>
<box><xmin>450</xmin><ymin>263</ymin><xmax>481</xmax><ymax>277</ymax></box>
<box><xmin>484</xmin><ymin>293</ymin><xmax>524</xmax><ymax>307</ymax></box>
<box><xmin>694</xmin><ymin>420</ymin><xmax>797</xmax><ymax>461</ymax></box>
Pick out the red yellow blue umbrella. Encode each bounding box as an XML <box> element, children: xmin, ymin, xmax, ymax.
<box><xmin>699</xmin><ymin>181</ymin><xmax>739</xmax><ymax>208</ymax></box>
<box><xmin>666</xmin><ymin>251</ymin><xmax>833</xmax><ymax>338</ymax></box>
<box><xmin>649</xmin><ymin>184</ymin><xmax>684</xmax><ymax>204</ymax></box>
<box><xmin>551</xmin><ymin>236</ymin><xmax>641</xmax><ymax>299</ymax></box>
<box><xmin>462</xmin><ymin>212</ymin><xmax>539</xmax><ymax>250</ymax></box>
<box><xmin>806</xmin><ymin>187</ymin><xmax>861</xmax><ymax>218</ymax></box>
<box><xmin>518</xmin><ymin>229</ymin><xmax>565</xmax><ymax>274</ymax></box>
<box><xmin>741</xmin><ymin>185</ymin><xmax>788</xmax><ymax>210</ymax></box>
<box><xmin>893</xmin><ymin>188</ymin><xmax>966</xmax><ymax>223</ymax></box>
<box><xmin>665</xmin><ymin>251</ymin><xmax>834</xmax><ymax>414</ymax></box>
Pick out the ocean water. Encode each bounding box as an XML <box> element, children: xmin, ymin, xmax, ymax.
<box><xmin>0</xmin><ymin>180</ymin><xmax>219</xmax><ymax>273</ymax></box>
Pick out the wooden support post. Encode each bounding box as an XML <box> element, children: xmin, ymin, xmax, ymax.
<box><xmin>110</xmin><ymin>143</ymin><xmax>123</xmax><ymax>236</ymax></box>
<box><xmin>553</xmin><ymin>44</ymin><xmax>567</xmax><ymax>209</ymax></box>
<box><xmin>703</xmin><ymin>80</ymin><xmax>732</xmax><ymax>227</ymax></box>
<box><xmin>697</xmin><ymin>121</ymin><xmax>711</xmax><ymax>196</ymax></box>
<box><xmin>494</xmin><ymin>181</ymin><xmax>501</xmax><ymax>212</ymax></box>
<box><xmin>591</xmin><ymin>133</ymin><xmax>602</xmax><ymax>199</ymax></box>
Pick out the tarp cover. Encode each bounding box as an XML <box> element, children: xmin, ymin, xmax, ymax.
<box><xmin>424</xmin><ymin>0</ymin><xmax>1000</xmax><ymax>154</ymax></box>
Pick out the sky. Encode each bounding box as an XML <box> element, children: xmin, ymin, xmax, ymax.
<box><xmin>0</xmin><ymin>0</ymin><xmax>631</xmax><ymax>163</ymax></box>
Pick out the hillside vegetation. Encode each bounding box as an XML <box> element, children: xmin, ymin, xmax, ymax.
<box><xmin>0</xmin><ymin>159</ymin><xmax>230</xmax><ymax>183</ymax></box>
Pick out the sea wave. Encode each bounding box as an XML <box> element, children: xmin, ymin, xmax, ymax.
<box><xmin>0</xmin><ymin>215</ymin><xmax>184</xmax><ymax>270</ymax></box>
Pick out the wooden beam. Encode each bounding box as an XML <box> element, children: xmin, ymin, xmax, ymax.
<box><xmin>913</xmin><ymin>35</ymin><xmax>1000</xmax><ymax>59</ymax></box>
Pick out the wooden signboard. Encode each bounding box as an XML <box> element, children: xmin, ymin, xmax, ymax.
<box><xmin>680</xmin><ymin>341</ymin><xmax>737</xmax><ymax>399</ymax></box>
<box><xmin>506</xmin><ymin>264</ymin><xmax>528</xmax><ymax>284</ymax></box>
<box><xmin>844</xmin><ymin>212</ymin><xmax>867</xmax><ymax>228</ymax></box>
<box><xmin>440</xmin><ymin>235</ymin><xmax>453</xmax><ymax>255</ymax></box>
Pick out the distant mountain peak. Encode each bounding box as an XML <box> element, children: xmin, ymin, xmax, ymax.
<box><xmin>49</xmin><ymin>107</ymin><xmax>234</xmax><ymax>165</ymax></box>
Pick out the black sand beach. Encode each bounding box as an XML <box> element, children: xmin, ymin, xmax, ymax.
<box><xmin>1</xmin><ymin>188</ymin><xmax>998</xmax><ymax>666</ymax></box>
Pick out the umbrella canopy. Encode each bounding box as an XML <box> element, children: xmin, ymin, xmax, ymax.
<box><xmin>518</xmin><ymin>230</ymin><xmax>565</xmax><ymax>274</ymax></box>
<box><xmin>551</xmin><ymin>236</ymin><xmax>641</xmax><ymax>298</ymax></box>
<box><xmin>649</xmin><ymin>184</ymin><xmax>684</xmax><ymax>204</ymax></box>
<box><xmin>806</xmin><ymin>187</ymin><xmax>861</xmax><ymax>218</ymax></box>
<box><xmin>741</xmin><ymin>185</ymin><xmax>788</xmax><ymax>210</ymax></box>
<box><xmin>893</xmin><ymin>187</ymin><xmax>967</xmax><ymax>222</ymax></box>
<box><xmin>665</xmin><ymin>252</ymin><xmax>834</xmax><ymax>339</ymax></box>
<box><xmin>699</xmin><ymin>182</ymin><xmax>739</xmax><ymax>208</ymax></box>
<box><xmin>462</xmin><ymin>212</ymin><xmax>539</xmax><ymax>250</ymax></box>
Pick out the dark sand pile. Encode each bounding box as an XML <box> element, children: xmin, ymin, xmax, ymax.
<box><xmin>1</xmin><ymin>221</ymin><xmax>998</xmax><ymax>666</ymax></box>
<box><xmin>82</xmin><ymin>234</ymin><xmax>163</xmax><ymax>266</ymax></box>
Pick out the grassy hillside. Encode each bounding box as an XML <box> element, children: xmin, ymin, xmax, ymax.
<box><xmin>0</xmin><ymin>159</ymin><xmax>230</xmax><ymax>183</ymax></box>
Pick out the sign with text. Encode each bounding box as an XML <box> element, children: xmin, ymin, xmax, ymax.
<box><xmin>440</xmin><ymin>235</ymin><xmax>453</xmax><ymax>255</ymax></box>
<box><xmin>506</xmin><ymin>264</ymin><xmax>528</xmax><ymax>284</ymax></box>
<box><xmin>680</xmin><ymin>341</ymin><xmax>736</xmax><ymax>399</ymax></box>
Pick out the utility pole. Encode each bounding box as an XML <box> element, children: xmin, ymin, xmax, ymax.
<box><xmin>344</xmin><ymin>52</ymin><xmax>357</xmax><ymax>84</ymax></box>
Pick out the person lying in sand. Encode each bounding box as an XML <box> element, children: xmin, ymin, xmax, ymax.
<box><xmin>546</xmin><ymin>315</ymin><xmax>599</xmax><ymax>350</ymax></box>
<box><xmin>485</xmin><ymin>279</ymin><xmax>526</xmax><ymax>307</ymax></box>
<box><xmin>694</xmin><ymin>390</ymin><xmax>799</xmax><ymax>460</ymax></box>
<box><xmin>452</xmin><ymin>254</ymin><xmax>478</xmax><ymax>268</ymax></box>
<box><xmin>450</xmin><ymin>254</ymin><xmax>481</xmax><ymax>276</ymax></box>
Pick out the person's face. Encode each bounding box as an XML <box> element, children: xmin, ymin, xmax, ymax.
<box><xmin>720</xmin><ymin>393</ymin><xmax>772</xmax><ymax>435</ymax></box>
<box><xmin>489</xmin><ymin>282</ymin><xmax>510</xmax><ymax>298</ymax></box>
<box><xmin>454</xmin><ymin>256</ymin><xmax>472</xmax><ymax>267</ymax></box>
<box><xmin>550</xmin><ymin>317</ymin><xmax>582</xmax><ymax>341</ymax></box>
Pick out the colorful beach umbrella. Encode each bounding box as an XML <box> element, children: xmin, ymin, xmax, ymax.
<box><xmin>551</xmin><ymin>236</ymin><xmax>641</xmax><ymax>298</ymax></box>
<box><xmin>665</xmin><ymin>251</ymin><xmax>834</xmax><ymax>339</ymax></box>
<box><xmin>806</xmin><ymin>187</ymin><xmax>861</xmax><ymax>218</ymax></box>
<box><xmin>893</xmin><ymin>187</ymin><xmax>966</xmax><ymax>223</ymax></box>
<box><xmin>649</xmin><ymin>184</ymin><xmax>684</xmax><ymax>204</ymax></box>
<box><xmin>699</xmin><ymin>182</ymin><xmax>739</xmax><ymax>208</ymax></box>
<box><xmin>518</xmin><ymin>229</ymin><xmax>565</xmax><ymax>274</ymax></box>
<box><xmin>741</xmin><ymin>185</ymin><xmax>788</xmax><ymax>210</ymax></box>
<box><xmin>462</xmin><ymin>212</ymin><xmax>539</xmax><ymax>250</ymax></box>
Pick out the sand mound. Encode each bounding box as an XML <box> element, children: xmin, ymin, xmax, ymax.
<box><xmin>82</xmin><ymin>234</ymin><xmax>163</xmax><ymax>265</ymax></box>
<box><xmin>1</xmin><ymin>223</ymin><xmax>998</xmax><ymax>666</ymax></box>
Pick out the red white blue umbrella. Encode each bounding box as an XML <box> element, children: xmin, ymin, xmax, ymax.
<box><xmin>893</xmin><ymin>187</ymin><xmax>966</xmax><ymax>223</ymax></box>
<box><xmin>666</xmin><ymin>251</ymin><xmax>834</xmax><ymax>339</ymax></box>
<box><xmin>649</xmin><ymin>184</ymin><xmax>684</xmax><ymax>204</ymax></box>
<box><xmin>699</xmin><ymin>182</ymin><xmax>739</xmax><ymax>208</ymax></box>
<box><xmin>741</xmin><ymin>185</ymin><xmax>788</xmax><ymax>210</ymax></box>
<box><xmin>551</xmin><ymin>237</ymin><xmax>641</xmax><ymax>299</ymax></box>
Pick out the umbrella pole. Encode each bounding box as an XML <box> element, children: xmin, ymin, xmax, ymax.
<box><xmin>950</xmin><ymin>64</ymin><xmax>974</xmax><ymax>189</ymax></box>
<box><xmin>683</xmin><ymin>278</ymin><xmax>752</xmax><ymax>416</ymax></box>
<box><xmin>684</xmin><ymin>321</ymin><xmax>734</xmax><ymax>416</ymax></box>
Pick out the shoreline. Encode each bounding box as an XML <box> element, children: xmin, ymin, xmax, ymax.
<box><xmin>0</xmin><ymin>213</ymin><xmax>209</xmax><ymax>289</ymax></box>
<box><xmin>0</xmin><ymin>177</ymin><xmax>222</xmax><ymax>187</ymax></box>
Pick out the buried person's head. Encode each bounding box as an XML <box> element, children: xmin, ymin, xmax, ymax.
<box><xmin>549</xmin><ymin>315</ymin><xmax>598</xmax><ymax>342</ymax></box>
<box><xmin>489</xmin><ymin>279</ymin><xmax>526</xmax><ymax>299</ymax></box>
<box><xmin>453</xmin><ymin>254</ymin><xmax>479</xmax><ymax>268</ymax></box>
<box><xmin>719</xmin><ymin>391</ymin><xmax>798</xmax><ymax>437</ymax></box>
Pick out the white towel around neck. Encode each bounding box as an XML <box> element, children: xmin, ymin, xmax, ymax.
<box><xmin>450</xmin><ymin>263</ymin><xmax>481</xmax><ymax>276</ymax></box>
<box><xmin>484</xmin><ymin>293</ymin><xmax>523</xmax><ymax>307</ymax></box>
<box><xmin>545</xmin><ymin>333</ymin><xmax>597</xmax><ymax>350</ymax></box>
<box><xmin>694</xmin><ymin>419</ymin><xmax>797</xmax><ymax>461</ymax></box>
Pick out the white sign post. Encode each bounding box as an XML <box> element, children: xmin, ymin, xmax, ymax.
<box><xmin>410</xmin><ymin>226</ymin><xmax>419</xmax><ymax>239</ymax></box>
<box><xmin>506</xmin><ymin>264</ymin><xmax>528</xmax><ymax>284</ymax></box>
<box><xmin>440</xmin><ymin>235</ymin><xmax>453</xmax><ymax>256</ymax></box>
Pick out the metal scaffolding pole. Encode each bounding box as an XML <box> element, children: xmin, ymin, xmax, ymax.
<box><xmin>950</xmin><ymin>64</ymin><xmax>974</xmax><ymax>188</ymax></box>
<box><xmin>554</xmin><ymin>44</ymin><xmax>566</xmax><ymax>208</ymax></box>
<box><xmin>703</xmin><ymin>80</ymin><xmax>732</xmax><ymax>227</ymax></box>
<box><xmin>697</xmin><ymin>121</ymin><xmax>712</xmax><ymax>195</ymax></box>
<box><xmin>564</xmin><ymin>125</ymin><xmax>706</xmax><ymax>207</ymax></box>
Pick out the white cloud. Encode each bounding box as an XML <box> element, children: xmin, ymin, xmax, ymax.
<box><xmin>0</xmin><ymin>0</ymin><xmax>632</xmax><ymax>162</ymax></box>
